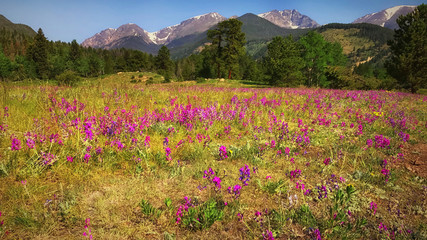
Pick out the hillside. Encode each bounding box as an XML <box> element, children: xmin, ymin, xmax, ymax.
<box><xmin>317</xmin><ymin>23</ymin><xmax>394</xmax><ymax>65</ymax></box>
<box><xmin>0</xmin><ymin>15</ymin><xmax>36</xmax><ymax>59</ymax></box>
<box><xmin>0</xmin><ymin>14</ymin><xmax>36</xmax><ymax>36</ymax></box>
<box><xmin>104</xmin><ymin>35</ymin><xmax>160</xmax><ymax>55</ymax></box>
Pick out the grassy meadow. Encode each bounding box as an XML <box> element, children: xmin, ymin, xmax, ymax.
<box><xmin>0</xmin><ymin>73</ymin><xmax>426</xmax><ymax>239</ymax></box>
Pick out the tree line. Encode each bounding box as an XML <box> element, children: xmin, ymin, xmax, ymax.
<box><xmin>0</xmin><ymin>28</ymin><xmax>158</xmax><ymax>82</ymax></box>
<box><xmin>1</xmin><ymin>4</ymin><xmax>426</xmax><ymax>92</ymax></box>
<box><xmin>174</xmin><ymin>5</ymin><xmax>425</xmax><ymax>92</ymax></box>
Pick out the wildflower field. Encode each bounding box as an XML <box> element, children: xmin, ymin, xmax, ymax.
<box><xmin>0</xmin><ymin>73</ymin><xmax>426</xmax><ymax>239</ymax></box>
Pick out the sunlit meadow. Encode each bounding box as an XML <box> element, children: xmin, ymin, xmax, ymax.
<box><xmin>0</xmin><ymin>73</ymin><xmax>426</xmax><ymax>239</ymax></box>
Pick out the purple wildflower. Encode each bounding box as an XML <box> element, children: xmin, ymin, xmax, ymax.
<box><xmin>11</xmin><ymin>137</ymin><xmax>22</xmax><ymax>151</ymax></box>
<box><xmin>323</xmin><ymin>158</ymin><xmax>331</xmax><ymax>165</ymax></box>
<box><xmin>239</xmin><ymin>165</ymin><xmax>251</xmax><ymax>186</ymax></box>
<box><xmin>84</xmin><ymin>154</ymin><xmax>91</xmax><ymax>163</ymax></box>
<box><xmin>219</xmin><ymin>145</ymin><xmax>228</xmax><ymax>159</ymax></box>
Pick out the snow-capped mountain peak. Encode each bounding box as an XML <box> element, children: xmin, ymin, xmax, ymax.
<box><xmin>385</xmin><ymin>5</ymin><xmax>414</xmax><ymax>19</ymax></box>
<box><xmin>353</xmin><ymin>5</ymin><xmax>417</xmax><ymax>29</ymax></box>
<box><xmin>257</xmin><ymin>9</ymin><xmax>319</xmax><ymax>29</ymax></box>
<box><xmin>151</xmin><ymin>12</ymin><xmax>226</xmax><ymax>45</ymax></box>
<box><xmin>82</xmin><ymin>12</ymin><xmax>227</xmax><ymax>48</ymax></box>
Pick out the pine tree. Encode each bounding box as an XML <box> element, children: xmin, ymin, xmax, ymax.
<box><xmin>29</xmin><ymin>28</ymin><xmax>49</xmax><ymax>79</ymax></box>
<box><xmin>207</xmin><ymin>28</ymin><xmax>224</xmax><ymax>78</ymax></box>
<box><xmin>156</xmin><ymin>46</ymin><xmax>173</xmax><ymax>81</ymax></box>
<box><xmin>265</xmin><ymin>36</ymin><xmax>305</xmax><ymax>86</ymax></box>
<box><xmin>208</xmin><ymin>19</ymin><xmax>245</xmax><ymax>79</ymax></box>
<box><xmin>0</xmin><ymin>45</ymin><xmax>12</xmax><ymax>80</ymax></box>
<box><xmin>386</xmin><ymin>4</ymin><xmax>427</xmax><ymax>93</ymax></box>
<box><xmin>69</xmin><ymin>39</ymin><xmax>81</xmax><ymax>63</ymax></box>
<box><xmin>222</xmin><ymin>19</ymin><xmax>245</xmax><ymax>79</ymax></box>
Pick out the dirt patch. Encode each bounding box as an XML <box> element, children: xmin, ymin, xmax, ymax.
<box><xmin>400</xmin><ymin>143</ymin><xmax>427</xmax><ymax>178</ymax></box>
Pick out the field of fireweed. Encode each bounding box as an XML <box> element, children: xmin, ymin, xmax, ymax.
<box><xmin>0</xmin><ymin>74</ymin><xmax>426</xmax><ymax>239</ymax></box>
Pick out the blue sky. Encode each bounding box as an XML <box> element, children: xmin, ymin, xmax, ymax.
<box><xmin>1</xmin><ymin>0</ymin><xmax>425</xmax><ymax>43</ymax></box>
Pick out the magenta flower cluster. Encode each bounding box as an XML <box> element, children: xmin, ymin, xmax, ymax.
<box><xmin>83</xmin><ymin>218</ymin><xmax>93</xmax><ymax>239</ymax></box>
<box><xmin>219</xmin><ymin>145</ymin><xmax>228</xmax><ymax>159</ymax></box>
<box><xmin>203</xmin><ymin>168</ymin><xmax>221</xmax><ymax>190</ymax></box>
<box><xmin>11</xmin><ymin>137</ymin><xmax>21</xmax><ymax>151</ymax></box>
<box><xmin>176</xmin><ymin>196</ymin><xmax>192</xmax><ymax>224</ymax></box>
<box><xmin>374</xmin><ymin>135</ymin><xmax>391</xmax><ymax>148</ymax></box>
<box><xmin>228</xmin><ymin>184</ymin><xmax>242</xmax><ymax>199</ymax></box>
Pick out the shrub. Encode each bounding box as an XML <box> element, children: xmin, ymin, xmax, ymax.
<box><xmin>196</xmin><ymin>77</ymin><xmax>206</xmax><ymax>83</ymax></box>
<box><xmin>140</xmin><ymin>199</ymin><xmax>162</xmax><ymax>219</ymax></box>
<box><xmin>176</xmin><ymin>197</ymin><xmax>224</xmax><ymax>230</ymax></box>
<box><xmin>56</xmin><ymin>70</ymin><xmax>80</xmax><ymax>86</ymax></box>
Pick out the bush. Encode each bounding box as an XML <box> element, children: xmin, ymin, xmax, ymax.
<box><xmin>163</xmin><ymin>72</ymin><xmax>172</xmax><ymax>83</ymax></box>
<box><xmin>56</xmin><ymin>70</ymin><xmax>80</xmax><ymax>86</ymax></box>
<box><xmin>196</xmin><ymin>77</ymin><xmax>206</xmax><ymax>83</ymax></box>
<box><xmin>417</xmin><ymin>89</ymin><xmax>427</xmax><ymax>95</ymax></box>
<box><xmin>179</xmin><ymin>198</ymin><xmax>224</xmax><ymax>230</ymax></box>
<box><xmin>146</xmin><ymin>77</ymin><xmax>155</xmax><ymax>85</ymax></box>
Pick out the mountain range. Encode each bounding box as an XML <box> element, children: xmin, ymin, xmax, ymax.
<box><xmin>80</xmin><ymin>5</ymin><xmax>417</xmax><ymax>57</ymax></box>
<box><xmin>81</xmin><ymin>10</ymin><xmax>318</xmax><ymax>54</ymax></box>
<box><xmin>0</xmin><ymin>5</ymin><xmax>418</xmax><ymax>58</ymax></box>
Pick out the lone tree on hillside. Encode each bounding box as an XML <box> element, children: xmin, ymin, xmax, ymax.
<box><xmin>386</xmin><ymin>4</ymin><xmax>427</xmax><ymax>93</ymax></box>
<box><xmin>207</xmin><ymin>19</ymin><xmax>245</xmax><ymax>79</ymax></box>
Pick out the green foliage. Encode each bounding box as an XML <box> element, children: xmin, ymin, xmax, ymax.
<box><xmin>0</xmin><ymin>25</ymin><xmax>159</xmax><ymax>81</ymax></box>
<box><xmin>299</xmin><ymin>31</ymin><xmax>347</xmax><ymax>87</ymax></box>
<box><xmin>208</xmin><ymin>19</ymin><xmax>246</xmax><ymax>79</ymax></box>
<box><xmin>386</xmin><ymin>4</ymin><xmax>427</xmax><ymax>93</ymax></box>
<box><xmin>293</xmin><ymin>205</ymin><xmax>318</xmax><ymax>228</ymax></box>
<box><xmin>28</xmin><ymin>28</ymin><xmax>49</xmax><ymax>79</ymax></box>
<box><xmin>196</xmin><ymin>77</ymin><xmax>206</xmax><ymax>83</ymax></box>
<box><xmin>329</xmin><ymin>185</ymin><xmax>356</xmax><ymax>225</ymax></box>
<box><xmin>317</xmin><ymin>23</ymin><xmax>394</xmax><ymax>46</ymax></box>
<box><xmin>257</xmin><ymin>178</ymin><xmax>287</xmax><ymax>195</ymax></box>
<box><xmin>264</xmin><ymin>35</ymin><xmax>305</xmax><ymax>86</ymax></box>
<box><xmin>180</xmin><ymin>198</ymin><xmax>224</xmax><ymax>230</ymax></box>
<box><xmin>239</xmin><ymin>53</ymin><xmax>263</xmax><ymax>81</ymax></box>
<box><xmin>164</xmin><ymin>197</ymin><xmax>173</xmax><ymax>210</ymax></box>
<box><xmin>176</xmin><ymin>55</ymin><xmax>199</xmax><ymax>81</ymax></box>
<box><xmin>0</xmin><ymin>14</ymin><xmax>36</xmax><ymax>37</ymax></box>
<box><xmin>327</xmin><ymin>66</ymin><xmax>382</xmax><ymax>90</ymax></box>
<box><xmin>417</xmin><ymin>89</ymin><xmax>427</xmax><ymax>95</ymax></box>
<box><xmin>325</xmin><ymin>185</ymin><xmax>367</xmax><ymax>239</ymax></box>
<box><xmin>140</xmin><ymin>199</ymin><xmax>162</xmax><ymax>219</ymax></box>
<box><xmin>69</xmin><ymin>40</ymin><xmax>80</xmax><ymax>63</ymax></box>
<box><xmin>156</xmin><ymin>46</ymin><xmax>173</xmax><ymax>73</ymax></box>
<box><xmin>0</xmin><ymin>46</ymin><xmax>12</xmax><ymax>79</ymax></box>
<box><xmin>56</xmin><ymin>70</ymin><xmax>80</xmax><ymax>86</ymax></box>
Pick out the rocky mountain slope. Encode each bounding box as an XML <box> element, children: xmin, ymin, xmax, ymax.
<box><xmin>353</xmin><ymin>5</ymin><xmax>417</xmax><ymax>29</ymax></box>
<box><xmin>81</xmin><ymin>12</ymin><xmax>226</xmax><ymax>53</ymax></box>
<box><xmin>258</xmin><ymin>9</ymin><xmax>320</xmax><ymax>29</ymax></box>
